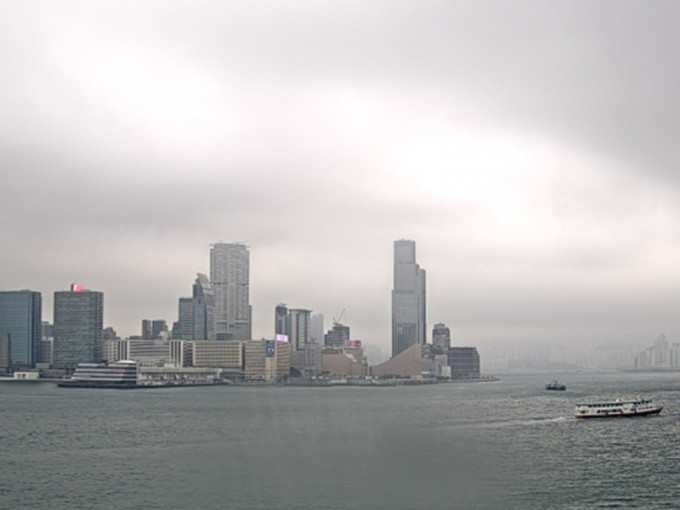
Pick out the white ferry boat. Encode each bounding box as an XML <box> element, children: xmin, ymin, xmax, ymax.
<box><xmin>574</xmin><ymin>397</ymin><xmax>663</xmax><ymax>419</ymax></box>
<box><xmin>58</xmin><ymin>360</ymin><xmax>139</xmax><ymax>388</ymax></box>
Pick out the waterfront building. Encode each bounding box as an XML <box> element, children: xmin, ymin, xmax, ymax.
<box><xmin>192</xmin><ymin>340</ymin><xmax>244</xmax><ymax>371</ymax></box>
<box><xmin>0</xmin><ymin>335</ymin><xmax>9</xmax><ymax>374</ymax></box>
<box><xmin>432</xmin><ymin>323</ymin><xmax>451</xmax><ymax>351</ymax></box>
<box><xmin>192</xmin><ymin>274</ymin><xmax>215</xmax><ymax>340</ymax></box>
<box><xmin>372</xmin><ymin>343</ymin><xmax>422</xmax><ymax>379</ymax></box>
<box><xmin>123</xmin><ymin>339</ymin><xmax>174</xmax><ymax>367</ymax></box>
<box><xmin>243</xmin><ymin>339</ymin><xmax>289</xmax><ymax>382</ymax></box>
<box><xmin>0</xmin><ymin>290</ymin><xmax>42</xmax><ymax>369</ymax></box>
<box><xmin>52</xmin><ymin>284</ymin><xmax>103</xmax><ymax>372</ymax></box>
<box><xmin>170</xmin><ymin>340</ymin><xmax>192</xmax><ymax>367</ymax></box>
<box><xmin>322</xmin><ymin>346</ymin><xmax>368</xmax><ymax>378</ymax></box>
<box><xmin>37</xmin><ymin>338</ymin><xmax>53</xmax><ymax>366</ymax></box>
<box><xmin>391</xmin><ymin>240</ymin><xmax>426</xmax><ymax>358</ymax></box>
<box><xmin>275</xmin><ymin>339</ymin><xmax>292</xmax><ymax>378</ymax></box>
<box><xmin>210</xmin><ymin>242</ymin><xmax>251</xmax><ymax>340</ymax></box>
<box><xmin>447</xmin><ymin>346</ymin><xmax>480</xmax><ymax>379</ymax></box>
<box><xmin>290</xmin><ymin>341</ymin><xmax>322</xmax><ymax>377</ymax></box>
<box><xmin>138</xmin><ymin>365</ymin><xmax>221</xmax><ymax>385</ymax></box>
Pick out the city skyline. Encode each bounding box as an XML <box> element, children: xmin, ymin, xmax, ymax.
<box><xmin>4</xmin><ymin>2</ymin><xmax>680</xmax><ymax>355</ymax></box>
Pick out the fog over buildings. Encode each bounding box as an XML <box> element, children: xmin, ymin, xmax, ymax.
<box><xmin>3</xmin><ymin>2</ymin><xmax>680</xmax><ymax>357</ymax></box>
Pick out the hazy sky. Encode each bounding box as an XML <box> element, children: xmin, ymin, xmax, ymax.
<box><xmin>3</xmin><ymin>1</ymin><xmax>680</xmax><ymax>354</ymax></box>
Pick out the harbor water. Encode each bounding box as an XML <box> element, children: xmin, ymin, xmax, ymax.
<box><xmin>1</xmin><ymin>372</ymin><xmax>679</xmax><ymax>509</ymax></box>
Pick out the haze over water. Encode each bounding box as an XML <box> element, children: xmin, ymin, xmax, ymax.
<box><xmin>2</xmin><ymin>372</ymin><xmax>679</xmax><ymax>509</ymax></box>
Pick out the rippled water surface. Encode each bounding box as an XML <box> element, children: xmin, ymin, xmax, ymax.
<box><xmin>1</xmin><ymin>372</ymin><xmax>679</xmax><ymax>509</ymax></box>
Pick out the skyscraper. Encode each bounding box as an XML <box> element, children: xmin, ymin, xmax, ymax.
<box><xmin>177</xmin><ymin>297</ymin><xmax>194</xmax><ymax>340</ymax></box>
<box><xmin>192</xmin><ymin>273</ymin><xmax>215</xmax><ymax>340</ymax></box>
<box><xmin>210</xmin><ymin>243</ymin><xmax>251</xmax><ymax>340</ymax></box>
<box><xmin>275</xmin><ymin>303</ymin><xmax>288</xmax><ymax>340</ymax></box>
<box><xmin>288</xmin><ymin>308</ymin><xmax>311</xmax><ymax>351</ymax></box>
<box><xmin>52</xmin><ymin>284</ymin><xmax>103</xmax><ymax>371</ymax></box>
<box><xmin>0</xmin><ymin>290</ymin><xmax>42</xmax><ymax>369</ymax></box>
<box><xmin>391</xmin><ymin>240</ymin><xmax>426</xmax><ymax>358</ymax></box>
<box><xmin>310</xmin><ymin>313</ymin><xmax>324</xmax><ymax>345</ymax></box>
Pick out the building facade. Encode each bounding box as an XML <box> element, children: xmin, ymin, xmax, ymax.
<box><xmin>288</xmin><ymin>308</ymin><xmax>312</xmax><ymax>351</ymax></box>
<box><xmin>52</xmin><ymin>285</ymin><xmax>104</xmax><ymax>371</ymax></box>
<box><xmin>210</xmin><ymin>243</ymin><xmax>251</xmax><ymax>340</ymax></box>
<box><xmin>432</xmin><ymin>323</ymin><xmax>451</xmax><ymax>351</ymax></box>
<box><xmin>177</xmin><ymin>297</ymin><xmax>194</xmax><ymax>340</ymax></box>
<box><xmin>391</xmin><ymin>240</ymin><xmax>426</xmax><ymax>358</ymax></box>
<box><xmin>0</xmin><ymin>290</ymin><xmax>42</xmax><ymax>369</ymax></box>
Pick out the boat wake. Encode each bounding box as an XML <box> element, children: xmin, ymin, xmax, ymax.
<box><xmin>473</xmin><ymin>416</ymin><xmax>568</xmax><ymax>429</ymax></box>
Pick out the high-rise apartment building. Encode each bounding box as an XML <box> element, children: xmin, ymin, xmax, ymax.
<box><xmin>52</xmin><ymin>284</ymin><xmax>103</xmax><ymax>371</ymax></box>
<box><xmin>0</xmin><ymin>290</ymin><xmax>42</xmax><ymax>369</ymax></box>
<box><xmin>391</xmin><ymin>240</ymin><xmax>426</xmax><ymax>358</ymax></box>
<box><xmin>210</xmin><ymin>243</ymin><xmax>251</xmax><ymax>340</ymax></box>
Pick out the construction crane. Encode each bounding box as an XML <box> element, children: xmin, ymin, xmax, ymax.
<box><xmin>333</xmin><ymin>309</ymin><xmax>346</xmax><ymax>327</ymax></box>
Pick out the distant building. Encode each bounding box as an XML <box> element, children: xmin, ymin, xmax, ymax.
<box><xmin>152</xmin><ymin>320</ymin><xmax>168</xmax><ymax>339</ymax></box>
<box><xmin>447</xmin><ymin>347</ymin><xmax>480</xmax><ymax>379</ymax></box>
<box><xmin>392</xmin><ymin>240</ymin><xmax>426</xmax><ymax>358</ymax></box>
<box><xmin>210</xmin><ymin>242</ymin><xmax>251</xmax><ymax>340</ymax></box>
<box><xmin>288</xmin><ymin>308</ymin><xmax>312</xmax><ymax>351</ymax></box>
<box><xmin>290</xmin><ymin>341</ymin><xmax>322</xmax><ymax>377</ymax></box>
<box><xmin>634</xmin><ymin>334</ymin><xmax>680</xmax><ymax>370</ymax></box>
<box><xmin>38</xmin><ymin>338</ymin><xmax>53</xmax><ymax>366</ymax></box>
<box><xmin>177</xmin><ymin>297</ymin><xmax>194</xmax><ymax>340</ymax></box>
<box><xmin>275</xmin><ymin>303</ymin><xmax>288</xmax><ymax>340</ymax></box>
<box><xmin>324</xmin><ymin>322</ymin><xmax>350</xmax><ymax>348</ymax></box>
<box><xmin>310</xmin><ymin>313</ymin><xmax>324</xmax><ymax>345</ymax></box>
<box><xmin>244</xmin><ymin>339</ymin><xmax>291</xmax><ymax>382</ymax></box>
<box><xmin>192</xmin><ymin>340</ymin><xmax>244</xmax><ymax>371</ymax></box>
<box><xmin>322</xmin><ymin>346</ymin><xmax>368</xmax><ymax>378</ymax></box>
<box><xmin>141</xmin><ymin>319</ymin><xmax>152</xmax><ymax>340</ymax></box>
<box><xmin>0</xmin><ymin>290</ymin><xmax>42</xmax><ymax>369</ymax></box>
<box><xmin>0</xmin><ymin>335</ymin><xmax>10</xmax><ymax>374</ymax></box>
<box><xmin>192</xmin><ymin>274</ymin><xmax>215</xmax><ymax>340</ymax></box>
<box><xmin>52</xmin><ymin>284</ymin><xmax>103</xmax><ymax>372</ymax></box>
<box><xmin>432</xmin><ymin>323</ymin><xmax>451</xmax><ymax>351</ymax></box>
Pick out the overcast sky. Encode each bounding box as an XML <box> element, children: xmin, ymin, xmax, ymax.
<box><xmin>3</xmin><ymin>1</ymin><xmax>680</xmax><ymax>356</ymax></box>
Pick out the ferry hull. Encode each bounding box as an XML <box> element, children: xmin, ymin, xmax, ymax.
<box><xmin>575</xmin><ymin>406</ymin><xmax>663</xmax><ymax>419</ymax></box>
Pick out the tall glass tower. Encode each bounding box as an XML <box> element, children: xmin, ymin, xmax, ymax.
<box><xmin>391</xmin><ymin>240</ymin><xmax>426</xmax><ymax>358</ymax></box>
<box><xmin>52</xmin><ymin>284</ymin><xmax>103</xmax><ymax>371</ymax></box>
<box><xmin>192</xmin><ymin>273</ymin><xmax>215</xmax><ymax>340</ymax></box>
<box><xmin>0</xmin><ymin>290</ymin><xmax>42</xmax><ymax>369</ymax></box>
<box><xmin>210</xmin><ymin>243</ymin><xmax>251</xmax><ymax>340</ymax></box>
